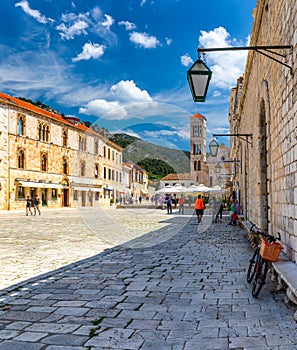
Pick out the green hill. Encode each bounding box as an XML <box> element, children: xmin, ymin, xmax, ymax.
<box><xmin>109</xmin><ymin>133</ymin><xmax>190</xmax><ymax>178</ymax></box>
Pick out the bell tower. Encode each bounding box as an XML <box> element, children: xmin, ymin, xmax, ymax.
<box><xmin>190</xmin><ymin>113</ymin><xmax>209</xmax><ymax>185</ymax></box>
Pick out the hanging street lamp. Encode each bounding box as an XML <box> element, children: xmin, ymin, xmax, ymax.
<box><xmin>209</xmin><ymin>138</ymin><xmax>219</xmax><ymax>157</ymax></box>
<box><xmin>187</xmin><ymin>57</ymin><xmax>212</xmax><ymax>102</ymax></box>
<box><xmin>187</xmin><ymin>45</ymin><xmax>292</xmax><ymax>102</ymax></box>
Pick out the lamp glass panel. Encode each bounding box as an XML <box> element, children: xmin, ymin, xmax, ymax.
<box><xmin>192</xmin><ymin>75</ymin><xmax>208</xmax><ymax>96</ymax></box>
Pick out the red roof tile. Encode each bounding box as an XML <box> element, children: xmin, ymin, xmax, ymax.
<box><xmin>161</xmin><ymin>173</ymin><xmax>194</xmax><ymax>181</ymax></box>
<box><xmin>0</xmin><ymin>91</ymin><xmax>99</xmax><ymax>137</ymax></box>
<box><xmin>190</xmin><ymin>113</ymin><xmax>206</xmax><ymax>120</ymax></box>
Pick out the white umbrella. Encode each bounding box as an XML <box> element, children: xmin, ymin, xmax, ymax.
<box><xmin>171</xmin><ymin>184</ymin><xmax>188</xmax><ymax>193</ymax></box>
<box><xmin>188</xmin><ymin>184</ymin><xmax>210</xmax><ymax>193</ymax></box>
<box><xmin>155</xmin><ymin>185</ymin><xmax>173</xmax><ymax>194</ymax></box>
<box><xmin>208</xmin><ymin>185</ymin><xmax>226</xmax><ymax>194</ymax></box>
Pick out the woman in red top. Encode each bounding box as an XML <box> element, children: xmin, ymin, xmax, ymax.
<box><xmin>195</xmin><ymin>194</ymin><xmax>205</xmax><ymax>223</ymax></box>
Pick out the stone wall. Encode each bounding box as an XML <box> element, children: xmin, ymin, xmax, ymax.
<box><xmin>233</xmin><ymin>0</ymin><xmax>297</xmax><ymax>262</ymax></box>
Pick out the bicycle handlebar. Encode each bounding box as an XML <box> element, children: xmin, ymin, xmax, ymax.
<box><xmin>249</xmin><ymin>224</ymin><xmax>281</xmax><ymax>242</ymax></box>
<box><xmin>260</xmin><ymin>232</ymin><xmax>281</xmax><ymax>243</ymax></box>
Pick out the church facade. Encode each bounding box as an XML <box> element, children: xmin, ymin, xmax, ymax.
<box><xmin>160</xmin><ymin>113</ymin><xmax>231</xmax><ymax>189</ymax></box>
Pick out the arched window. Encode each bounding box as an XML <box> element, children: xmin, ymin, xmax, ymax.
<box><xmin>17</xmin><ymin>149</ymin><xmax>25</xmax><ymax>169</ymax></box>
<box><xmin>41</xmin><ymin>153</ymin><xmax>48</xmax><ymax>171</ymax></box>
<box><xmin>62</xmin><ymin>129</ymin><xmax>68</xmax><ymax>147</ymax></box>
<box><xmin>38</xmin><ymin>122</ymin><xmax>50</xmax><ymax>141</ymax></box>
<box><xmin>38</xmin><ymin>123</ymin><xmax>42</xmax><ymax>140</ymax></box>
<box><xmin>94</xmin><ymin>141</ymin><xmax>99</xmax><ymax>154</ymax></box>
<box><xmin>95</xmin><ymin>164</ymin><xmax>99</xmax><ymax>178</ymax></box>
<box><xmin>17</xmin><ymin>116</ymin><xmax>24</xmax><ymax>135</ymax></box>
<box><xmin>81</xmin><ymin>161</ymin><xmax>85</xmax><ymax>176</ymax></box>
<box><xmin>45</xmin><ymin>125</ymin><xmax>50</xmax><ymax>141</ymax></box>
<box><xmin>63</xmin><ymin>157</ymin><xmax>68</xmax><ymax>175</ymax></box>
<box><xmin>79</xmin><ymin>135</ymin><xmax>86</xmax><ymax>151</ymax></box>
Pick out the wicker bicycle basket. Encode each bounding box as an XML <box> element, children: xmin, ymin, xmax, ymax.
<box><xmin>260</xmin><ymin>238</ymin><xmax>283</xmax><ymax>262</ymax></box>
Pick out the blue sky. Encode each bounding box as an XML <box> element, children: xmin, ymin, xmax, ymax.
<box><xmin>0</xmin><ymin>0</ymin><xmax>257</xmax><ymax>151</ymax></box>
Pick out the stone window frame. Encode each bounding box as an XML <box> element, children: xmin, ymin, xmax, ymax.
<box><xmin>62</xmin><ymin>129</ymin><xmax>68</xmax><ymax>147</ymax></box>
<box><xmin>80</xmin><ymin>160</ymin><xmax>86</xmax><ymax>176</ymax></box>
<box><xmin>78</xmin><ymin>135</ymin><xmax>87</xmax><ymax>151</ymax></box>
<box><xmin>17</xmin><ymin>186</ymin><xmax>25</xmax><ymax>200</ymax></box>
<box><xmin>41</xmin><ymin>152</ymin><xmax>48</xmax><ymax>172</ymax></box>
<box><xmin>95</xmin><ymin>163</ymin><xmax>99</xmax><ymax>178</ymax></box>
<box><xmin>17</xmin><ymin>114</ymin><xmax>25</xmax><ymax>136</ymax></box>
<box><xmin>62</xmin><ymin>156</ymin><xmax>68</xmax><ymax>175</ymax></box>
<box><xmin>38</xmin><ymin>121</ymin><xmax>50</xmax><ymax>142</ymax></box>
<box><xmin>94</xmin><ymin>140</ymin><xmax>99</xmax><ymax>154</ymax></box>
<box><xmin>17</xmin><ymin>148</ymin><xmax>25</xmax><ymax>169</ymax></box>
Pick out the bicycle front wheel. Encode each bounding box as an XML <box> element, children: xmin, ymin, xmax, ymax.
<box><xmin>252</xmin><ymin>259</ymin><xmax>268</xmax><ymax>298</ymax></box>
<box><xmin>247</xmin><ymin>248</ymin><xmax>259</xmax><ymax>283</ymax></box>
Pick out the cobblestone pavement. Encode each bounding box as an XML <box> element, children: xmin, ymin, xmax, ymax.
<box><xmin>0</xmin><ymin>207</ymin><xmax>296</xmax><ymax>349</ymax></box>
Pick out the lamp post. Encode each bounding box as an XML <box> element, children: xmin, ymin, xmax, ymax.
<box><xmin>187</xmin><ymin>45</ymin><xmax>292</xmax><ymax>102</ymax></box>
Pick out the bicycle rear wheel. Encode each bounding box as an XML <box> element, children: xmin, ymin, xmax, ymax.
<box><xmin>247</xmin><ymin>248</ymin><xmax>259</xmax><ymax>283</ymax></box>
<box><xmin>252</xmin><ymin>258</ymin><xmax>268</xmax><ymax>297</ymax></box>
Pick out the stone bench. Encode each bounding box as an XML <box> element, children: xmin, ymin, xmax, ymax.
<box><xmin>272</xmin><ymin>256</ymin><xmax>297</xmax><ymax>321</ymax></box>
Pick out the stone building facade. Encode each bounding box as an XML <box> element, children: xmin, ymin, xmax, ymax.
<box><xmin>207</xmin><ymin>143</ymin><xmax>232</xmax><ymax>189</ymax></box>
<box><xmin>0</xmin><ymin>92</ymin><xmax>123</xmax><ymax>210</ymax></box>
<box><xmin>160</xmin><ymin>113</ymin><xmax>231</xmax><ymax>190</ymax></box>
<box><xmin>122</xmin><ymin>162</ymin><xmax>148</xmax><ymax>203</ymax></box>
<box><xmin>229</xmin><ymin>0</ymin><xmax>297</xmax><ymax>262</ymax></box>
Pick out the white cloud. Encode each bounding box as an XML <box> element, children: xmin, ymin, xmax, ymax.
<box><xmin>56</xmin><ymin>20</ymin><xmax>89</xmax><ymax>40</ymax></box>
<box><xmin>110</xmin><ymin>80</ymin><xmax>152</xmax><ymax>103</ymax></box>
<box><xmin>140</xmin><ymin>0</ymin><xmax>148</xmax><ymax>6</ymax></box>
<box><xmin>79</xmin><ymin>80</ymin><xmax>152</xmax><ymax>119</ymax></box>
<box><xmin>15</xmin><ymin>0</ymin><xmax>53</xmax><ymax>24</ymax></box>
<box><xmin>181</xmin><ymin>54</ymin><xmax>193</xmax><ymax>67</ymax></box>
<box><xmin>102</xmin><ymin>14</ymin><xmax>114</xmax><ymax>30</ymax></box>
<box><xmin>56</xmin><ymin>8</ymin><xmax>116</xmax><ymax>45</ymax></box>
<box><xmin>198</xmin><ymin>27</ymin><xmax>248</xmax><ymax>89</ymax></box>
<box><xmin>72</xmin><ymin>42</ymin><xmax>106</xmax><ymax>62</ymax></box>
<box><xmin>0</xmin><ymin>50</ymin><xmax>76</xmax><ymax>99</ymax></box>
<box><xmin>129</xmin><ymin>32</ymin><xmax>160</xmax><ymax>48</ymax></box>
<box><xmin>165</xmin><ymin>37</ymin><xmax>172</xmax><ymax>46</ymax></box>
<box><xmin>79</xmin><ymin>99</ymin><xmax>127</xmax><ymax>119</ymax></box>
<box><xmin>118</xmin><ymin>21</ymin><xmax>137</xmax><ymax>31</ymax></box>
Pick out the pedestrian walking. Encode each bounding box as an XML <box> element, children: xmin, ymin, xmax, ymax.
<box><xmin>33</xmin><ymin>194</ymin><xmax>41</xmax><ymax>215</ymax></box>
<box><xmin>26</xmin><ymin>195</ymin><xmax>33</xmax><ymax>216</ymax></box>
<box><xmin>178</xmin><ymin>196</ymin><xmax>185</xmax><ymax>215</ymax></box>
<box><xmin>215</xmin><ymin>202</ymin><xmax>224</xmax><ymax>223</ymax></box>
<box><xmin>195</xmin><ymin>194</ymin><xmax>205</xmax><ymax>223</ymax></box>
<box><xmin>228</xmin><ymin>199</ymin><xmax>236</xmax><ymax>225</ymax></box>
<box><xmin>210</xmin><ymin>196</ymin><xmax>217</xmax><ymax>223</ymax></box>
<box><xmin>166</xmin><ymin>194</ymin><xmax>173</xmax><ymax>214</ymax></box>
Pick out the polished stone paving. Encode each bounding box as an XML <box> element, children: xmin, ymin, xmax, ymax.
<box><xmin>0</xmin><ymin>207</ymin><xmax>296</xmax><ymax>349</ymax></box>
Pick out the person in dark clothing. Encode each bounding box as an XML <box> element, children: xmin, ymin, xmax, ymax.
<box><xmin>215</xmin><ymin>202</ymin><xmax>224</xmax><ymax>223</ymax></box>
<box><xmin>26</xmin><ymin>196</ymin><xmax>33</xmax><ymax>216</ymax></box>
<box><xmin>166</xmin><ymin>194</ymin><xmax>173</xmax><ymax>214</ymax></box>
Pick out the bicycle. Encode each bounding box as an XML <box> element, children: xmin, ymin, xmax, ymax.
<box><xmin>246</xmin><ymin>225</ymin><xmax>283</xmax><ymax>297</ymax></box>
